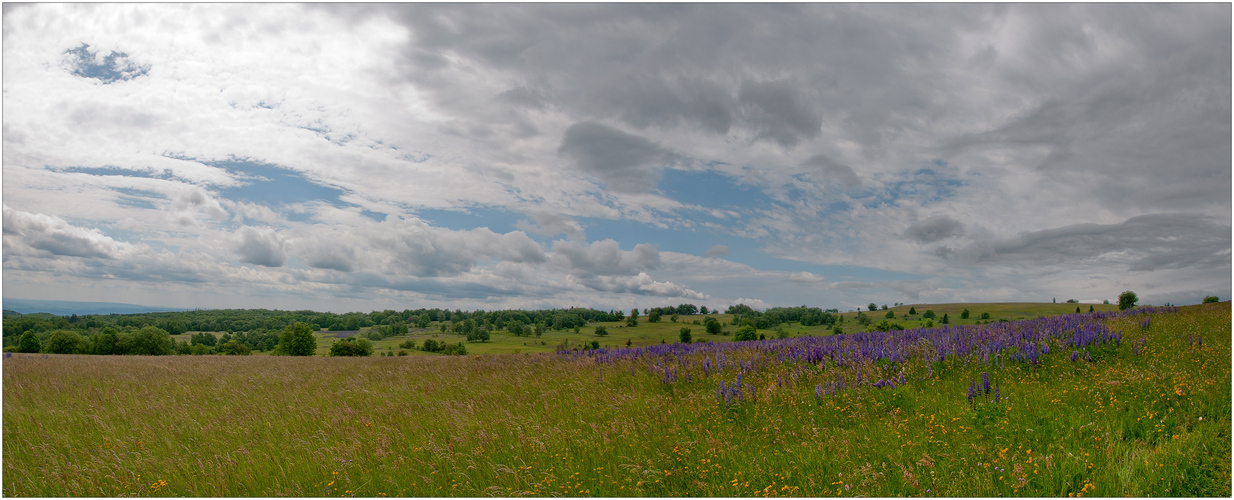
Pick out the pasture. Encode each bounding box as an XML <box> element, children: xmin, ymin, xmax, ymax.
<box><xmin>3</xmin><ymin>302</ymin><xmax>1229</xmax><ymax>496</ymax></box>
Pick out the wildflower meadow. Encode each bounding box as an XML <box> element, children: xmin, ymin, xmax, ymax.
<box><xmin>3</xmin><ymin>302</ymin><xmax>1229</xmax><ymax>496</ymax></box>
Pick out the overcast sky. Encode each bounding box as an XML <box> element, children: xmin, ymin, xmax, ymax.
<box><xmin>3</xmin><ymin>3</ymin><xmax>1230</xmax><ymax>313</ymax></box>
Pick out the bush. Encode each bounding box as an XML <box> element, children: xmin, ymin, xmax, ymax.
<box><xmin>1203</xmin><ymin>295</ymin><xmax>1220</xmax><ymax>304</ymax></box>
<box><xmin>397</xmin><ymin>350</ymin><xmax>408</xmax><ymax>356</ymax></box>
<box><xmin>941</xmin><ymin>313</ymin><xmax>949</xmax><ymax>324</ymax></box>
<box><xmin>590</xmin><ymin>340</ymin><xmax>600</xmax><ymax>350</ymax></box>
<box><xmin>1118</xmin><ymin>291</ymin><xmax>1138</xmax><ymax>311</ymax></box>
<box><xmin>441</xmin><ymin>342</ymin><xmax>467</xmax><ymax>355</ymax></box>
<box><xmin>979</xmin><ymin>312</ymin><xmax>991</xmax><ymax>320</ymax></box>
<box><xmin>868</xmin><ymin>303</ymin><xmax>877</xmax><ymax>312</ymax></box>
<box><xmin>885</xmin><ymin>310</ymin><xmax>894</xmax><ymax>319</ymax></box>
<box><xmin>191</xmin><ymin>344</ymin><xmax>213</xmax><ymax>355</ymax></box>
<box><xmin>421</xmin><ymin>339</ymin><xmax>441</xmax><ymax>352</ymax></box>
<box><xmin>733</xmin><ymin>325</ymin><xmax>758</xmax><ymax>342</ymax></box>
<box><xmin>329</xmin><ymin>337</ymin><xmax>373</xmax><ymax>357</ymax></box>
<box><xmin>679</xmin><ymin>327</ymin><xmax>692</xmax><ymax>344</ymax></box>
<box><xmin>922</xmin><ymin>310</ymin><xmax>936</xmax><ymax>319</ymax></box>
<box><xmin>704</xmin><ymin>317</ymin><xmax>722</xmax><ymax>334</ymax></box>
<box><xmin>960</xmin><ymin>309</ymin><xmax>970</xmax><ymax>319</ymax></box>
<box><xmin>908</xmin><ymin>306</ymin><xmax>916</xmax><ymax>315</ymax></box>
<box><xmin>594</xmin><ymin>326</ymin><xmax>608</xmax><ymax>336</ymax></box>
<box><xmin>399</xmin><ymin>339</ymin><xmax>416</xmax><ymax>350</ymax></box>
<box><xmin>221</xmin><ymin>340</ymin><xmax>251</xmax><ymax>355</ymax></box>
<box><xmin>648</xmin><ymin>311</ymin><xmax>661</xmax><ymax>323</ymax></box>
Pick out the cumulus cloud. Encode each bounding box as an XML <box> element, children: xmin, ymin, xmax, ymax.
<box><xmin>578</xmin><ymin>272</ymin><xmax>707</xmax><ymax>300</ymax></box>
<box><xmin>232</xmin><ymin>226</ymin><xmax>286</xmax><ymax>267</ymax></box>
<box><xmin>704</xmin><ymin>244</ymin><xmax>729</xmax><ymax>258</ymax></box>
<box><xmin>3</xmin><ymin>206</ymin><xmax>133</xmax><ymax>259</ymax></box>
<box><xmin>551</xmin><ymin>238</ymin><xmax>660</xmax><ymax>278</ymax></box>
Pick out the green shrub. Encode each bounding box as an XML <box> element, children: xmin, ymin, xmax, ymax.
<box><xmin>733</xmin><ymin>325</ymin><xmax>757</xmax><ymax>342</ymax></box>
<box><xmin>441</xmin><ymin>342</ymin><xmax>467</xmax><ymax>355</ymax></box>
<box><xmin>329</xmin><ymin>337</ymin><xmax>373</xmax><ymax>357</ymax></box>
<box><xmin>679</xmin><ymin>327</ymin><xmax>692</xmax><ymax>344</ymax></box>
<box><xmin>922</xmin><ymin>310</ymin><xmax>936</xmax><ymax>319</ymax></box>
<box><xmin>220</xmin><ymin>340</ymin><xmax>251</xmax><ymax>355</ymax></box>
<box><xmin>594</xmin><ymin>326</ymin><xmax>608</xmax><ymax>336</ymax></box>
<box><xmin>1203</xmin><ymin>295</ymin><xmax>1219</xmax><ymax>304</ymax></box>
<box><xmin>960</xmin><ymin>309</ymin><xmax>970</xmax><ymax>319</ymax></box>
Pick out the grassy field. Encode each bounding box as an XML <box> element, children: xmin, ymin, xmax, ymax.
<box><xmin>4</xmin><ymin>302</ymin><xmax>1229</xmax><ymax>496</ymax></box>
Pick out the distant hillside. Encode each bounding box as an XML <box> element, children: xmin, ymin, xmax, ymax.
<box><xmin>2</xmin><ymin>299</ymin><xmax>186</xmax><ymax>316</ymax></box>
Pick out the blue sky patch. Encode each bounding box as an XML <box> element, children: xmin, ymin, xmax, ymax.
<box><xmin>63</xmin><ymin>43</ymin><xmax>149</xmax><ymax>84</ymax></box>
<box><xmin>415</xmin><ymin>205</ymin><xmax>523</xmax><ymax>235</ymax></box>
<box><xmin>213</xmin><ymin>160</ymin><xmax>349</xmax><ymax>210</ymax></box>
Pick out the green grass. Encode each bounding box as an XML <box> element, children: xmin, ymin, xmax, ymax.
<box><xmin>4</xmin><ymin>302</ymin><xmax>1229</xmax><ymax>496</ymax></box>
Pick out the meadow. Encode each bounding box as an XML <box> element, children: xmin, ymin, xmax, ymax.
<box><xmin>3</xmin><ymin>302</ymin><xmax>1229</xmax><ymax>496</ymax></box>
<box><xmin>189</xmin><ymin>301</ymin><xmax>1126</xmax><ymax>357</ymax></box>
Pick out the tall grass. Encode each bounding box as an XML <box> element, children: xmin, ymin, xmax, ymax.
<box><xmin>3</xmin><ymin>303</ymin><xmax>1229</xmax><ymax>496</ymax></box>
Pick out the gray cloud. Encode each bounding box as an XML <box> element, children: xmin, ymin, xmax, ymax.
<box><xmin>801</xmin><ymin>154</ymin><xmax>860</xmax><ymax>187</ymax></box>
<box><xmin>233</xmin><ymin>226</ymin><xmax>286</xmax><ymax>267</ymax></box>
<box><xmin>739</xmin><ymin>78</ymin><xmax>821</xmax><ymax>147</ymax></box>
<box><xmin>558</xmin><ymin>121</ymin><xmax>675</xmax><ymax>192</ymax></box>
<box><xmin>704</xmin><ymin>244</ymin><xmax>729</xmax><ymax>258</ymax></box>
<box><xmin>904</xmin><ymin>215</ymin><xmax>965</xmax><ymax>244</ymax></box>
<box><xmin>964</xmin><ymin>214</ymin><xmax>1231</xmax><ymax>272</ymax></box>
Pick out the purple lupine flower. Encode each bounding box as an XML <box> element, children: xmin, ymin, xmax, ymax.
<box><xmin>982</xmin><ymin>372</ymin><xmax>990</xmax><ymax>395</ymax></box>
<box><xmin>1071</xmin><ymin>351</ymin><xmax>1078</xmax><ymax>363</ymax></box>
<box><xmin>1198</xmin><ymin>335</ymin><xmax>1202</xmax><ymax>348</ymax></box>
<box><xmin>994</xmin><ymin>385</ymin><xmax>1000</xmax><ymax>403</ymax></box>
<box><xmin>815</xmin><ymin>383</ymin><xmax>824</xmax><ymax>400</ymax></box>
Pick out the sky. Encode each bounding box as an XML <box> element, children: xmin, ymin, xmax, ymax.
<box><xmin>2</xmin><ymin>3</ymin><xmax>1230</xmax><ymax>314</ymax></box>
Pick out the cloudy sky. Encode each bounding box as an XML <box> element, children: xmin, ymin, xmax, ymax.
<box><xmin>3</xmin><ymin>3</ymin><xmax>1230</xmax><ymax>313</ymax></box>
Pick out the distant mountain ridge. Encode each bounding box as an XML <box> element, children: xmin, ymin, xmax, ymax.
<box><xmin>2</xmin><ymin>298</ymin><xmax>186</xmax><ymax>316</ymax></box>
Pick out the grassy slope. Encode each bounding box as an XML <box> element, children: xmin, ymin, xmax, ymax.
<box><xmin>4</xmin><ymin>303</ymin><xmax>1228</xmax><ymax>496</ymax></box>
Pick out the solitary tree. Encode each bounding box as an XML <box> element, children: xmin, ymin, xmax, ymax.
<box><xmin>594</xmin><ymin>325</ymin><xmax>608</xmax><ymax>337</ymax></box>
<box><xmin>43</xmin><ymin>330</ymin><xmax>85</xmax><ymax>354</ymax></box>
<box><xmin>17</xmin><ymin>331</ymin><xmax>41</xmax><ymax>353</ymax></box>
<box><xmin>1118</xmin><ymin>291</ymin><xmax>1138</xmax><ymax>311</ymax></box>
<box><xmin>885</xmin><ymin>310</ymin><xmax>895</xmax><ymax>319</ymax></box>
<box><xmin>868</xmin><ymin>303</ymin><xmax>878</xmax><ymax>312</ymax></box>
<box><xmin>908</xmin><ymin>306</ymin><xmax>916</xmax><ymax>315</ymax></box>
<box><xmin>679</xmin><ymin>327</ymin><xmax>692</xmax><ymax>344</ymax></box>
<box><xmin>733</xmin><ymin>325</ymin><xmax>758</xmax><ymax>341</ymax></box>
<box><xmin>648</xmin><ymin>311</ymin><xmax>662</xmax><ymax>323</ymax></box>
<box><xmin>278</xmin><ymin>322</ymin><xmax>317</xmax><ymax>356</ymax></box>
<box><xmin>1203</xmin><ymin>295</ymin><xmax>1220</xmax><ymax>304</ymax></box>
<box><xmin>960</xmin><ymin>309</ymin><xmax>970</xmax><ymax>319</ymax></box>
